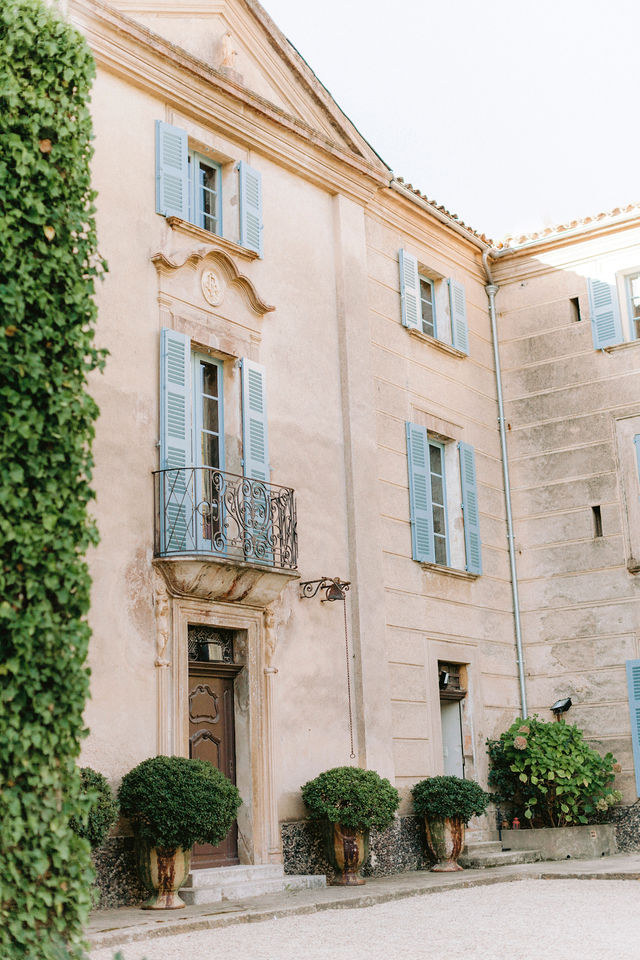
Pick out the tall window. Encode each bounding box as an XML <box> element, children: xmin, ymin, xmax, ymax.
<box><xmin>188</xmin><ymin>152</ymin><xmax>221</xmax><ymax>236</ymax></box>
<box><xmin>193</xmin><ymin>355</ymin><xmax>224</xmax><ymax>470</ymax></box>
<box><xmin>429</xmin><ymin>440</ymin><xmax>449</xmax><ymax>565</ymax></box>
<box><xmin>419</xmin><ymin>275</ymin><xmax>436</xmax><ymax>338</ymax></box>
<box><xmin>626</xmin><ymin>273</ymin><xmax>640</xmax><ymax>340</ymax></box>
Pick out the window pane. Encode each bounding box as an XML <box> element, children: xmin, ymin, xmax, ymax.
<box><xmin>201</xmin><ymin>361</ymin><xmax>218</xmax><ymax>398</ymax></box>
<box><xmin>199</xmin><ymin>161</ymin><xmax>217</xmax><ymax>194</ymax></box>
<box><xmin>434</xmin><ymin>535</ymin><xmax>447</xmax><ymax>565</ymax></box>
<box><xmin>433</xmin><ymin>504</ymin><xmax>446</xmax><ymax>536</ymax></box>
<box><xmin>202</xmin><ymin>433</ymin><xmax>220</xmax><ymax>468</ymax></box>
<box><xmin>431</xmin><ymin>475</ymin><xmax>444</xmax><ymax>505</ymax></box>
<box><xmin>429</xmin><ymin>444</ymin><xmax>443</xmax><ymax>475</ymax></box>
<box><xmin>202</xmin><ymin>397</ymin><xmax>219</xmax><ymax>434</ymax></box>
<box><xmin>420</xmin><ymin>278</ymin><xmax>435</xmax><ymax>335</ymax></box>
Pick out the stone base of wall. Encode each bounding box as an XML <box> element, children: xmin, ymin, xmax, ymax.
<box><xmin>92</xmin><ymin>837</ymin><xmax>147</xmax><ymax>909</ymax></box>
<box><xmin>281</xmin><ymin>816</ymin><xmax>432</xmax><ymax>881</ymax></box>
<box><xmin>612</xmin><ymin>802</ymin><xmax>640</xmax><ymax>852</ymax></box>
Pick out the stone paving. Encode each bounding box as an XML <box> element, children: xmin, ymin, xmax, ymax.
<box><xmin>87</xmin><ymin>852</ymin><xmax>640</xmax><ymax>953</ymax></box>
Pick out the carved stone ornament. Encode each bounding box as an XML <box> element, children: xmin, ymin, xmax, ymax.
<box><xmin>201</xmin><ymin>268</ymin><xmax>226</xmax><ymax>306</ymax></box>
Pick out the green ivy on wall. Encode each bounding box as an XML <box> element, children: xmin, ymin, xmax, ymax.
<box><xmin>0</xmin><ymin>1</ymin><xmax>106</xmax><ymax>956</ymax></box>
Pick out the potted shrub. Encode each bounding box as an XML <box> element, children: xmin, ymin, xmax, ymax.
<box><xmin>412</xmin><ymin>775</ymin><xmax>489</xmax><ymax>871</ymax></box>
<box><xmin>487</xmin><ymin>716</ymin><xmax>621</xmax><ymax>858</ymax></box>
<box><xmin>301</xmin><ymin>766</ymin><xmax>399</xmax><ymax>885</ymax></box>
<box><xmin>69</xmin><ymin>766</ymin><xmax>119</xmax><ymax>850</ymax></box>
<box><xmin>118</xmin><ymin>756</ymin><xmax>241</xmax><ymax>909</ymax></box>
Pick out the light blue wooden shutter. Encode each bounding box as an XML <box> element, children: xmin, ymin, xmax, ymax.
<box><xmin>160</xmin><ymin>328</ymin><xmax>192</xmax><ymax>551</ymax></box>
<box><xmin>634</xmin><ymin>435</ymin><xmax>640</xmax><ymax>488</ymax></box>
<box><xmin>399</xmin><ymin>249</ymin><xmax>421</xmax><ymax>330</ymax></box>
<box><xmin>588</xmin><ymin>278</ymin><xmax>622</xmax><ymax>348</ymax></box>
<box><xmin>238</xmin><ymin>162</ymin><xmax>263</xmax><ymax>256</ymax></box>
<box><xmin>241</xmin><ymin>359</ymin><xmax>269</xmax><ymax>480</ymax></box>
<box><xmin>406</xmin><ymin>422</ymin><xmax>435</xmax><ymax>562</ymax></box>
<box><xmin>459</xmin><ymin>441</ymin><xmax>482</xmax><ymax>574</ymax></box>
<box><xmin>626</xmin><ymin>660</ymin><xmax>640</xmax><ymax>796</ymax></box>
<box><xmin>155</xmin><ymin>120</ymin><xmax>189</xmax><ymax>219</ymax></box>
<box><xmin>241</xmin><ymin>359</ymin><xmax>271</xmax><ymax>563</ymax></box>
<box><xmin>448</xmin><ymin>279</ymin><xmax>469</xmax><ymax>354</ymax></box>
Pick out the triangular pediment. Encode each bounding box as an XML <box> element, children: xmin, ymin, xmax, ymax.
<box><xmin>107</xmin><ymin>0</ymin><xmax>385</xmax><ymax>166</ymax></box>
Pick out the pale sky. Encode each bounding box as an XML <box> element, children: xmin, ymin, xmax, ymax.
<box><xmin>261</xmin><ymin>0</ymin><xmax>639</xmax><ymax>241</ymax></box>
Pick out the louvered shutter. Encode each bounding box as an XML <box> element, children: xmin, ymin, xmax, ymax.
<box><xmin>406</xmin><ymin>422</ymin><xmax>435</xmax><ymax>563</ymax></box>
<box><xmin>588</xmin><ymin>278</ymin><xmax>623</xmax><ymax>348</ymax></box>
<box><xmin>155</xmin><ymin>121</ymin><xmax>189</xmax><ymax>220</ymax></box>
<box><xmin>448</xmin><ymin>279</ymin><xmax>469</xmax><ymax>354</ymax></box>
<box><xmin>399</xmin><ymin>249</ymin><xmax>421</xmax><ymax>330</ymax></box>
<box><xmin>238</xmin><ymin>162</ymin><xmax>263</xmax><ymax>256</ymax></box>
<box><xmin>634</xmin><ymin>435</ymin><xmax>640</xmax><ymax>487</ymax></box>
<box><xmin>626</xmin><ymin>660</ymin><xmax>640</xmax><ymax>797</ymax></box>
<box><xmin>241</xmin><ymin>359</ymin><xmax>271</xmax><ymax>563</ymax></box>
<box><xmin>160</xmin><ymin>328</ymin><xmax>192</xmax><ymax>552</ymax></box>
<box><xmin>459</xmin><ymin>442</ymin><xmax>482</xmax><ymax>574</ymax></box>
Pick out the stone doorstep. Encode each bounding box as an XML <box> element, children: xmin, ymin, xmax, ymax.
<box><xmin>87</xmin><ymin>854</ymin><xmax>640</xmax><ymax>951</ymax></box>
<box><xmin>458</xmin><ymin>849</ymin><xmax>541</xmax><ymax>869</ymax></box>
<box><xmin>181</xmin><ymin>864</ymin><xmax>326</xmax><ymax>906</ymax></box>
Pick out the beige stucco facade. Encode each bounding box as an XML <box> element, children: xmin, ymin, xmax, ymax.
<box><xmin>63</xmin><ymin>0</ymin><xmax>640</xmax><ymax>871</ymax></box>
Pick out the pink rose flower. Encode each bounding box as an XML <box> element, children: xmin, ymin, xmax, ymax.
<box><xmin>513</xmin><ymin>736</ymin><xmax>528</xmax><ymax>750</ymax></box>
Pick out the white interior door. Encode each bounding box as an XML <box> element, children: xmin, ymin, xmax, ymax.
<box><xmin>440</xmin><ymin>699</ymin><xmax>464</xmax><ymax>777</ymax></box>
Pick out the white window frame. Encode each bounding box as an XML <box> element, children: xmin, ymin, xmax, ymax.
<box><xmin>188</xmin><ymin>150</ymin><xmax>223</xmax><ymax>237</ymax></box>
<box><xmin>428</xmin><ymin>438</ymin><xmax>450</xmax><ymax>567</ymax></box>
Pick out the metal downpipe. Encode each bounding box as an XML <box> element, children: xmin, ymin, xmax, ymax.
<box><xmin>483</xmin><ymin>249</ymin><xmax>528</xmax><ymax>718</ymax></box>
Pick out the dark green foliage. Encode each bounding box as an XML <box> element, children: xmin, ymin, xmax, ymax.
<box><xmin>69</xmin><ymin>768</ymin><xmax>119</xmax><ymax>850</ymax></box>
<box><xmin>0</xmin><ymin>1</ymin><xmax>106</xmax><ymax>956</ymax></box>
<box><xmin>487</xmin><ymin>716</ymin><xmax>621</xmax><ymax>827</ymax></box>
<box><xmin>411</xmin><ymin>775</ymin><xmax>490</xmax><ymax>825</ymax></box>
<box><xmin>118</xmin><ymin>756</ymin><xmax>242</xmax><ymax>850</ymax></box>
<box><xmin>301</xmin><ymin>766</ymin><xmax>400</xmax><ymax>831</ymax></box>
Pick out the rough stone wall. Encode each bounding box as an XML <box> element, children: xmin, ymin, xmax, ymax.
<box><xmin>281</xmin><ymin>816</ymin><xmax>432</xmax><ymax>881</ymax></box>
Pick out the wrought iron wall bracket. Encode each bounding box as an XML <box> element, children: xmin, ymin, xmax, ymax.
<box><xmin>299</xmin><ymin>577</ymin><xmax>351</xmax><ymax>602</ymax></box>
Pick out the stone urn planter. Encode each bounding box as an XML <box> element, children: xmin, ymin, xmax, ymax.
<box><xmin>412</xmin><ymin>775</ymin><xmax>490</xmax><ymax>872</ymax></box>
<box><xmin>301</xmin><ymin>766</ymin><xmax>400</xmax><ymax>886</ymax></box>
<box><xmin>323</xmin><ymin>821</ymin><xmax>369</xmax><ymax>886</ymax></box>
<box><xmin>137</xmin><ymin>841</ymin><xmax>192</xmax><ymax>909</ymax></box>
<box><xmin>424</xmin><ymin>815</ymin><xmax>465</xmax><ymax>872</ymax></box>
<box><xmin>118</xmin><ymin>756</ymin><xmax>242</xmax><ymax>910</ymax></box>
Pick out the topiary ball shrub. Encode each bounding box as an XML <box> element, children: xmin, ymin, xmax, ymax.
<box><xmin>69</xmin><ymin>767</ymin><xmax>119</xmax><ymax>849</ymax></box>
<box><xmin>412</xmin><ymin>776</ymin><xmax>489</xmax><ymax>825</ymax></box>
<box><xmin>301</xmin><ymin>766</ymin><xmax>400</xmax><ymax>831</ymax></box>
<box><xmin>118</xmin><ymin>756</ymin><xmax>241</xmax><ymax>851</ymax></box>
<box><xmin>487</xmin><ymin>715</ymin><xmax>620</xmax><ymax>827</ymax></box>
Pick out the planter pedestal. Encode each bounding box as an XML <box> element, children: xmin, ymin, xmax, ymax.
<box><xmin>324</xmin><ymin>822</ymin><xmax>369</xmax><ymax>885</ymax></box>
<box><xmin>136</xmin><ymin>841</ymin><xmax>191</xmax><ymax>909</ymax></box>
<box><xmin>425</xmin><ymin>816</ymin><xmax>465</xmax><ymax>872</ymax></box>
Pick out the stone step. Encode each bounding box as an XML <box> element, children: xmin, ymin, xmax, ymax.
<box><xmin>284</xmin><ymin>874</ymin><xmax>326</xmax><ymax>892</ymax></box>
<box><xmin>463</xmin><ymin>840</ymin><xmax>503</xmax><ymax>856</ymax></box>
<box><xmin>458</xmin><ymin>849</ymin><xmax>541</xmax><ymax>869</ymax></box>
<box><xmin>187</xmin><ymin>863</ymin><xmax>284</xmax><ymax>887</ymax></box>
<box><xmin>181</xmin><ymin>864</ymin><xmax>327</xmax><ymax>905</ymax></box>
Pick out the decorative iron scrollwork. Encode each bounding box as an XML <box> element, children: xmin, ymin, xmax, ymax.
<box><xmin>298</xmin><ymin>577</ymin><xmax>351</xmax><ymax>602</ymax></box>
<box><xmin>153</xmin><ymin>466</ymin><xmax>297</xmax><ymax>569</ymax></box>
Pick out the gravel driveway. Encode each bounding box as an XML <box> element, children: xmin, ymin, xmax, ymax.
<box><xmin>90</xmin><ymin>879</ymin><xmax>640</xmax><ymax>960</ymax></box>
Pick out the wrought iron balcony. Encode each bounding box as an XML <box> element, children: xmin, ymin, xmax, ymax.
<box><xmin>153</xmin><ymin>466</ymin><xmax>297</xmax><ymax>570</ymax></box>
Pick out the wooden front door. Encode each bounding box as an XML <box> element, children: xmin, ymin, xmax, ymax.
<box><xmin>188</xmin><ymin>662</ymin><xmax>240</xmax><ymax>867</ymax></box>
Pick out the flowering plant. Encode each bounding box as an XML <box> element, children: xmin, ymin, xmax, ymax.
<box><xmin>487</xmin><ymin>716</ymin><xmax>619</xmax><ymax>827</ymax></box>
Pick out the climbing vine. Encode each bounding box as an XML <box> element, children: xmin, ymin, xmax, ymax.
<box><xmin>0</xmin><ymin>1</ymin><xmax>106</xmax><ymax>956</ymax></box>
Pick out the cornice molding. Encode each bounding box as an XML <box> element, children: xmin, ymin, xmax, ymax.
<box><xmin>151</xmin><ymin>246</ymin><xmax>275</xmax><ymax>315</ymax></box>
<box><xmin>166</xmin><ymin>218</ymin><xmax>259</xmax><ymax>261</ymax></box>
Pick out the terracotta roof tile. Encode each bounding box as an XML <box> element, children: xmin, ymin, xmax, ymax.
<box><xmin>498</xmin><ymin>201</ymin><xmax>640</xmax><ymax>248</ymax></box>
<box><xmin>395</xmin><ymin>176</ymin><xmax>493</xmax><ymax>245</ymax></box>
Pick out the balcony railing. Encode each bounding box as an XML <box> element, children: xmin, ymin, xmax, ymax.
<box><xmin>153</xmin><ymin>466</ymin><xmax>297</xmax><ymax>570</ymax></box>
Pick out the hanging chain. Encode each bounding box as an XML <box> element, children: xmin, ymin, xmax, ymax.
<box><xmin>342</xmin><ymin>596</ymin><xmax>356</xmax><ymax>759</ymax></box>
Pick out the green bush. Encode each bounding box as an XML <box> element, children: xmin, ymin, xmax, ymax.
<box><xmin>301</xmin><ymin>766</ymin><xmax>400</xmax><ymax>831</ymax></box>
<box><xmin>412</xmin><ymin>776</ymin><xmax>489</xmax><ymax>825</ymax></box>
<box><xmin>69</xmin><ymin>768</ymin><xmax>119</xmax><ymax>850</ymax></box>
<box><xmin>0</xmin><ymin>1</ymin><xmax>106</xmax><ymax>957</ymax></box>
<box><xmin>487</xmin><ymin>716</ymin><xmax>620</xmax><ymax>827</ymax></box>
<box><xmin>118</xmin><ymin>756</ymin><xmax>242</xmax><ymax>850</ymax></box>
